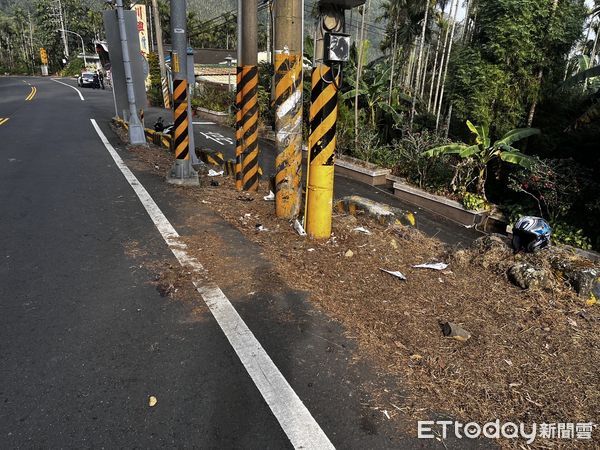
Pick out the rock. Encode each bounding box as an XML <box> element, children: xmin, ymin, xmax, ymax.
<box><xmin>335</xmin><ymin>195</ymin><xmax>416</xmax><ymax>228</ymax></box>
<box><xmin>345</xmin><ymin>249</ymin><xmax>354</xmax><ymax>258</ymax></box>
<box><xmin>508</xmin><ymin>263</ymin><xmax>551</xmax><ymax>290</ymax></box>
<box><xmin>551</xmin><ymin>260</ymin><xmax>599</xmax><ymax>299</ymax></box>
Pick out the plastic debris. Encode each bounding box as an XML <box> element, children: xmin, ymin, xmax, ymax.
<box><xmin>380</xmin><ymin>268</ymin><xmax>407</xmax><ymax>281</ymax></box>
<box><xmin>293</xmin><ymin>219</ymin><xmax>307</xmax><ymax>236</ymax></box>
<box><xmin>412</xmin><ymin>262</ymin><xmax>449</xmax><ymax>271</ymax></box>
<box><xmin>255</xmin><ymin>224</ymin><xmax>268</xmax><ymax>232</ymax></box>
<box><xmin>148</xmin><ymin>396</ymin><xmax>157</xmax><ymax>407</ymax></box>
<box><xmin>307</xmin><ymin>248</ymin><xmax>315</xmax><ymax>252</ymax></box>
<box><xmin>352</xmin><ymin>227</ymin><xmax>371</xmax><ymax>235</ymax></box>
<box><xmin>440</xmin><ymin>322</ymin><xmax>471</xmax><ymax>341</ymax></box>
<box><xmin>263</xmin><ymin>190</ymin><xmax>275</xmax><ymax>201</ymax></box>
<box><xmin>207</xmin><ymin>169</ymin><xmax>224</xmax><ymax>177</ymax></box>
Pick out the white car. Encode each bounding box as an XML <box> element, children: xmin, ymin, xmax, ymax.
<box><xmin>78</xmin><ymin>72</ymin><xmax>97</xmax><ymax>88</ymax></box>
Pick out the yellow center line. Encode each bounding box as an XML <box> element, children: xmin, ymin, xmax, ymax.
<box><xmin>25</xmin><ymin>86</ymin><xmax>37</xmax><ymax>101</ymax></box>
<box><xmin>0</xmin><ymin>118</ymin><xmax>9</xmax><ymax>126</ymax></box>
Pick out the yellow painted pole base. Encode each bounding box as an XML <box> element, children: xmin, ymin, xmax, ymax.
<box><xmin>305</xmin><ymin>165</ymin><xmax>335</xmax><ymax>239</ymax></box>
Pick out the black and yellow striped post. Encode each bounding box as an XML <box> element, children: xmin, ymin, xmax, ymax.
<box><xmin>273</xmin><ymin>52</ymin><xmax>303</xmax><ymax>219</ymax></box>
<box><xmin>161</xmin><ymin>77</ymin><xmax>171</xmax><ymax>109</ymax></box>
<box><xmin>273</xmin><ymin>0</ymin><xmax>303</xmax><ymax>218</ymax></box>
<box><xmin>166</xmin><ymin>0</ymin><xmax>198</xmax><ymax>185</ymax></box>
<box><xmin>235</xmin><ymin>66</ymin><xmax>244</xmax><ymax>190</ymax></box>
<box><xmin>237</xmin><ymin>0</ymin><xmax>260</xmax><ymax>192</ymax></box>
<box><xmin>305</xmin><ymin>63</ymin><xmax>339</xmax><ymax>238</ymax></box>
<box><xmin>172</xmin><ymin>78</ymin><xmax>190</xmax><ymax>160</ymax></box>
<box><xmin>240</xmin><ymin>65</ymin><xmax>260</xmax><ymax>191</ymax></box>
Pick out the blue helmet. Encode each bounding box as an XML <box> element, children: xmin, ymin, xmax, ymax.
<box><xmin>512</xmin><ymin>216</ymin><xmax>552</xmax><ymax>253</ymax></box>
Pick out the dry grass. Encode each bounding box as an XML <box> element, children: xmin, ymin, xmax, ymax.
<box><xmin>119</xmin><ymin>134</ymin><xmax>600</xmax><ymax>448</ymax></box>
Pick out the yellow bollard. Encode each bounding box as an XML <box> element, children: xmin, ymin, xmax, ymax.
<box><xmin>305</xmin><ymin>64</ymin><xmax>339</xmax><ymax>239</ymax></box>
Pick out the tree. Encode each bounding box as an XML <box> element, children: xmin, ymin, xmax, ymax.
<box><xmin>447</xmin><ymin>0</ymin><xmax>587</xmax><ymax>138</ymax></box>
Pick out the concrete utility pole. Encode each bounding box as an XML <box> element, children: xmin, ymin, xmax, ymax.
<box><xmin>235</xmin><ymin>0</ymin><xmax>243</xmax><ymax>190</ymax></box>
<box><xmin>237</xmin><ymin>0</ymin><xmax>260</xmax><ymax>191</ymax></box>
<box><xmin>115</xmin><ymin>0</ymin><xmax>146</xmax><ymax>145</ymax></box>
<box><xmin>151</xmin><ymin>0</ymin><xmax>171</xmax><ymax>109</ymax></box>
<box><xmin>57</xmin><ymin>0</ymin><xmax>69</xmax><ymax>58</ymax></box>
<box><xmin>273</xmin><ymin>0</ymin><xmax>303</xmax><ymax>219</ymax></box>
<box><xmin>166</xmin><ymin>0</ymin><xmax>198</xmax><ymax>185</ymax></box>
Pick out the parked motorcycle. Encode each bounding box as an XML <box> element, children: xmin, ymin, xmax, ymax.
<box><xmin>153</xmin><ymin>117</ymin><xmax>174</xmax><ymax>135</ymax></box>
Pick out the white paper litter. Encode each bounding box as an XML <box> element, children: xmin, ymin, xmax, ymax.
<box><xmin>352</xmin><ymin>227</ymin><xmax>371</xmax><ymax>235</ymax></box>
<box><xmin>380</xmin><ymin>268</ymin><xmax>407</xmax><ymax>281</ymax></box>
<box><xmin>307</xmin><ymin>248</ymin><xmax>315</xmax><ymax>252</ymax></box>
<box><xmin>412</xmin><ymin>262</ymin><xmax>449</xmax><ymax>271</ymax></box>
<box><xmin>207</xmin><ymin>169</ymin><xmax>224</xmax><ymax>177</ymax></box>
<box><xmin>293</xmin><ymin>219</ymin><xmax>307</xmax><ymax>236</ymax></box>
<box><xmin>263</xmin><ymin>190</ymin><xmax>275</xmax><ymax>201</ymax></box>
<box><xmin>256</xmin><ymin>225</ymin><xmax>268</xmax><ymax>232</ymax></box>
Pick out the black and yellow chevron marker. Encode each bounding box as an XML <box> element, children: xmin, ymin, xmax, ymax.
<box><xmin>144</xmin><ymin>128</ymin><xmax>155</xmax><ymax>141</ymax></box>
<box><xmin>273</xmin><ymin>52</ymin><xmax>303</xmax><ymax>219</ymax></box>
<box><xmin>199</xmin><ymin>149</ymin><xmax>225</xmax><ymax>167</ymax></box>
<box><xmin>305</xmin><ymin>64</ymin><xmax>339</xmax><ymax>239</ymax></box>
<box><xmin>235</xmin><ymin>66</ymin><xmax>244</xmax><ymax>190</ymax></box>
<box><xmin>225</xmin><ymin>159</ymin><xmax>236</xmax><ymax>177</ymax></box>
<box><xmin>172</xmin><ymin>78</ymin><xmax>190</xmax><ymax>160</ymax></box>
<box><xmin>143</xmin><ymin>128</ymin><xmax>171</xmax><ymax>150</ymax></box>
<box><xmin>160</xmin><ymin>133</ymin><xmax>172</xmax><ymax>150</ymax></box>
<box><xmin>240</xmin><ymin>65</ymin><xmax>260</xmax><ymax>192</ymax></box>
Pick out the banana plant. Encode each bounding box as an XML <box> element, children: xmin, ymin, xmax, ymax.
<box><xmin>423</xmin><ymin>120</ymin><xmax>540</xmax><ymax>198</ymax></box>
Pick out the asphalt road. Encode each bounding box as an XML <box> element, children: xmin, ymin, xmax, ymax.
<box><xmin>0</xmin><ymin>76</ymin><xmax>490</xmax><ymax>449</ymax></box>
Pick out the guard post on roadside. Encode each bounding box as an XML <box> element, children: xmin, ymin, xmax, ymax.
<box><xmin>166</xmin><ymin>0</ymin><xmax>199</xmax><ymax>186</ymax></box>
<box><xmin>305</xmin><ymin>0</ymin><xmax>358</xmax><ymax>238</ymax></box>
<box><xmin>273</xmin><ymin>0</ymin><xmax>303</xmax><ymax>219</ymax></box>
<box><xmin>237</xmin><ymin>0</ymin><xmax>260</xmax><ymax>192</ymax></box>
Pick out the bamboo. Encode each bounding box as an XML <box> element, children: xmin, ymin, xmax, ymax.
<box><xmin>435</xmin><ymin>0</ymin><xmax>459</xmax><ymax>131</ymax></box>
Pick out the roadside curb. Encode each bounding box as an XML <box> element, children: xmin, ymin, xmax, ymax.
<box><xmin>335</xmin><ymin>195</ymin><xmax>417</xmax><ymax>228</ymax></box>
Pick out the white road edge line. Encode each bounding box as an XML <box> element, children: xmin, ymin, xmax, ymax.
<box><xmin>89</xmin><ymin>119</ymin><xmax>335</xmax><ymax>450</ymax></box>
<box><xmin>192</xmin><ymin>121</ymin><xmax>215</xmax><ymax>125</ymax></box>
<box><xmin>51</xmin><ymin>78</ymin><xmax>85</xmax><ymax>101</ymax></box>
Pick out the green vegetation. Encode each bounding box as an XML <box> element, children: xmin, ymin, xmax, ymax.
<box><xmin>424</xmin><ymin>121</ymin><xmax>539</xmax><ymax>199</ymax></box>
<box><xmin>334</xmin><ymin>0</ymin><xmax>600</xmax><ymax>250</ymax></box>
<box><xmin>147</xmin><ymin>52</ymin><xmax>163</xmax><ymax>107</ymax></box>
<box><xmin>59</xmin><ymin>57</ymin><xmax>84</xmax><ymax>77</ymax></box>
<box><xmin>193</xmin><ymin>85</ymin><xmax>233</xmax><ymax>113</ymax></box>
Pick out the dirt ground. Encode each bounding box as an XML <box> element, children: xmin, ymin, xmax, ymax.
<box><xmin>121</xmin><ymin>133</ymin><xmax>599</xmax><ymax>448</ymax></box>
